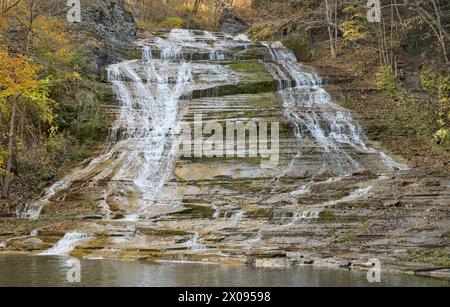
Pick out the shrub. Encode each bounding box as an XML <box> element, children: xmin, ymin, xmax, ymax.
<box><xmin>341</xmin><ymin>20</ymin><xmax>368</xmax><ymax>44</ymax></box>
<box><xmin>17</xmin><ymin>134</ymin><xmax>73</xmax><ymax>183</ymax></box>
<box><xmin>159</xmin><ymin>17</ymin><xmax>185</xmax><ymax>29</ymax></box>
<box><xmin>283</xmin><ymin>34</ymin><xmax>310</xmax><ymax>62</ymax></box>
<box><xmin>376</xmin><ymin>66</ymin><xmax>399</xmax><ymax>98</ymax></box>
<box><xmin>421</xmin><ymin>67</ymin><xmax>450</xmax><ymax>146</ymax></box>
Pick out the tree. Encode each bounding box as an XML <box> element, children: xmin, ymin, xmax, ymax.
<box><xmin>0</xmin><ymin>0</ymin><xmax>20</xmax><ymax>15</ymax></box>
<box><xmin>324</xmin><ymin>0</ymin><xmax>338</xmax><ymax>59</ymax></box>
<box><xmin>31</xmin><ymin>16</ymin><xmax>83</xmax><ymax>82</ymax></box>
<box><xmin>0</xmin><ymin>51</ymin><xmax>54</xmax><ymax>197</ymax></box>
<box><xmin>193</xmin><ymin>0</ymin><xmax>202</xmax><ymax>14</ymax></box>
<box><xmin>399</xmin><ymin>0</ymin><xmax>449</xmax><ymax>63</ymax></box>
<box><xmin>9</xmin><ymin>0</ymin><xmax>40</xmax><ymax>51</ymax></box>
<box><xmin>0</xmin><ymin>0</ymin><xmax>20</xmax><ymax>31</ymax></box>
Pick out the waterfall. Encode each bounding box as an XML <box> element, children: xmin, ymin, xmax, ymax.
<box><xmin>40</xmin><ymin>232</ymin><xmax>91</xmax><ymax>256</ymax></box>
<box><xmin>17</xmin><ymin>30</ymin><xmax>259</xmax><ymax>220</ymax></box>
<box><xmin>106</xmin><ymin>57</ymin><xmax>193</xmax><ymax>213</ymax></box>
<box><xmin>212</xmin><ymin>206</ymin><xmax>220</xmax><ymax>219</ymax></box>
<box><xmin>16</xmin><ymin>203</ymin><xmax>44</xmax><ymax>219</ymax></box>
<box><xmin>230</xmin><ymin>210</ymin><xmax>244</xmax><ymax>225</ymax></box>
<box><xmin>186</xmin><ymin>233</ymin><xmax>207</xmax><ymax>251</ymax></box>
<box><xmin>142</xmin><ymin>46</ymin><xmax>152</xmax><ymax>62</ymax></box>
<box><xmin>18</xmin><ymin>35</ymin><xmax>194</xmax><ymax>219</ymax></box>
<box><xmin>16</xmin><ymin>30</ymin><xmax>406</xmax><ymax>228</ymax></box>
<box><xmin>152</xmin><ymin>29</ymin><xmax>252</xmax><ymax>61</ymax></box>
<box><xmin>16</xmin><ymin>178</ymin><xmax>71</xmax><ymax>219</ymax></box>
<box><xmin>262</xmin><ymin>41</ymin><xmax>407</xmax><ymax>175</ymax></box>
<box><xmin>260</xmin><ymin>41</ymin><xmax>408</xmax><ymax>224</ymax></box>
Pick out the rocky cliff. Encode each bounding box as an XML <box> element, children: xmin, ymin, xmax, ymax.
<box><xmin>75</xmin><ymin>0</ymin><xmax>136</xmax><ymax>72</ymax></box>
<box><xmin>219</xmin><ymin>9</ymin><xmax>248</xmax><ymax>34</ymax></box>
<box><xmin>42</xmin><ymin>0</ymin><xmax>136</xmax><ymax>74</ymax></box>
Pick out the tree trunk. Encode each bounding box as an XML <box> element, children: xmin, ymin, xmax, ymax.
<box><xmin>307</xmin><ymin>28</ymin><xmax>316</xmax><ymax>57</ymax></box>
<box><xmin>193</xmin><ymin>0</ymin><xmax>202</xmax><ymax>15</ymax></box>
<box><xmin>334</xmin><ymin>0</ymin><xmax>338</xmax><ymax>57</ymax></box>
<box><xmin>325</xmin><ymin>0</ymin><xmax>336</xmax><ymax>59</ymax></box>
<box><xmin>401</xmin><ymin>0</ymin><xmax>449</xmax><ymax>63</ymax></box>
<box><xmin>2</xmin><ymin>96</ymin><xmax>17</xmax><ymax>198</ymax></box>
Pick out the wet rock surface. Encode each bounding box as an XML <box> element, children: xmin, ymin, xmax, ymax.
<box><xmin>220</xmin><ymin>10</ymin><xmax>248</xmax><ymax>34</ymax></box>
<box><xmin>1</xmin><ymin>30</ymin><xmax>449</xmax><ymax>280</ymax></box>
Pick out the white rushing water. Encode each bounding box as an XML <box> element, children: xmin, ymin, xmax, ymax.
<box><xmin>259</xmin><ymin>75</ymin><xmax>404</xmax><ymax>218</ymax></box>
<box><xmin>212</xmin><ymin>206</ymin><xmax>221</xmax><ymax>219</ymax></box>
<box><xmin>260</xmin><ymin>40</ymin><xmax>409</xmax><ymax>225</ymax></box>
<box><xmin>186</xmin><ymin>233</ymin><xmax>207</xmax><ymax>251</ymax></box>
<box><xmin>121</xmin><ymin>214</ymin><xmax>140</xmax><ymax>222</ymax></box>
<box><xmin>230</xmin><ymin>210</ymin><xmax>244</xmax><ymax>225</ymax></box>
<box><xmin>263</xmin><ymin>41</ymin><xmax>407</xmax><ymax>175</ymax></box>
<box><xmin>16</xmin><ymin>30</ymin><xmax>405</xmax><ymax>225</ymax></box>
<box><xmin>17</xmin><ymin>30</ymin><xmax>256</xmax><ymax>220</ymax></box>
<box><xmin>245</xmin><ymin>230</ymin><xmax>263</xmax><ymax>245</ymax></box>
<box><xmin>106</xmin><ymin>57</ymin><xmax>193</xmax><ymax>212</ymax></box>
<box><xmin>18</xmin><ymin>34</ymin><xmax>197</xmax><ymax>219</ymax></box>
<box><xmin>150</xmin><ymin>29</ymin><xmax>252</xmax><ymax>61</ymax></box>
<box><xmin>40</xmin><ymin>232</ymin><xmax>91</xmax><ymax>256</ymax></box>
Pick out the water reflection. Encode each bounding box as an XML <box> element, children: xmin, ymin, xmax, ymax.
<box><xmin>0</xmin><ymin>255</ymin><xmax>448</xmax><ymax>287</ymax></box>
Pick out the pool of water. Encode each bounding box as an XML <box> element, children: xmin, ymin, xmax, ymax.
<box><xmin>0</xmin><ymin>255</ymin><xmax>447</xmax><ymax>287</ymax></box>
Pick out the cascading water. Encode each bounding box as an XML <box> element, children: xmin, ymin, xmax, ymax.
<box><xmin>17</xmin><ymin>29</ymin><xmax>256</xmax><ymax>220</ymax></box>
<box><xmin>230</xmin><ymin>210</ymin><xmax>244</xmax><ymax>225</ymax></box>
<box><xmin>142</xmin><ymin>46</ymin><xmax>152</xmax><ymax>62</ymax></box>
<box><xmin>107</xmin><ymin>56</ymin><xmax>193</xmax><ymax>213</ymax></box>
<box><xmin>150</xmin><ymin>29</ymin><xmax>252</xmax><ymax>61</ymax></box>
<box><xmin>186</xmin><ymin>233</ymin><xmax>207</xmax><ymax>251</ymax></box>
<box><xmin>7</xmin><ymin>29</ymin><xmax>427</xmax><ymax>266</ymax></box>
<box><xmin>287</xmin><ymin>185</ymin><xmax>374</xmax><ymax>225</ymax></box>
<box><xmin>16</xmin><ymin>29</ymin><xmax>406</xmax><ymax>244</ymax></box>
<box><xmin>18</xmin><ymin>34</ymin><xmax>195</xmax><ymax>220</ymax></box>
<box><xmin>261</xmin><ymin>41</ymin><xmax>407</xmax><ymax>224</ymax></box>
<box><xmin>40</xmin><ymin>232</ymin><xmax>91</xmax><ymax>256</ymax></box>
<box><xmin>262</xmin><ymin>41</ymin><xmax>407</xmax><ymax>176</ymax></box>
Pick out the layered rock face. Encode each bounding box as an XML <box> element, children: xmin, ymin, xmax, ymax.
<box><xmin>219</xmin><ymin>9</ymin><xmax>248</xmax><ymax>34</ymax></box>
<box><xmin>3</xmin><ymin>30</ymin><xmax>449</xmax><ymax>276</ymax></box>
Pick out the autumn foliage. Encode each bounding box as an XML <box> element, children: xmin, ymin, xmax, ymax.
<box><xmin>0</xmin><ymin>1</ymin><xmax>106</xmax><ymax>200</ymax></box>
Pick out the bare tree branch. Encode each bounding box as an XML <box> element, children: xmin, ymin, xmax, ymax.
<box><xmin>1</xmin><ymin>0</ymin><xmax>21</xmax><ymax>16</ymax></box>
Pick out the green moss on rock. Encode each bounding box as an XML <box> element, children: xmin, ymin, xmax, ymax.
<box><xmin>171</xmin><ymin>205</ymin><xmax>215</xmax><ymax>219</ymax></box>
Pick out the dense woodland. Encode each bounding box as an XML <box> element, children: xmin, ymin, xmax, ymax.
<box><xmin>0</xmin><ymin>0</ymin><xmax>110</xmax><ymax>203</ymax></box>
<box><xmin>0</xmin><ymin>0</ymin><xmax>448</xmax><ymax>204</ymax></box>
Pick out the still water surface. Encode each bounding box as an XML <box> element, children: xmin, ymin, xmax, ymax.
<box><xmin>0</xmin><ymin>255</ymin><xmax>447</xmax><ymax>287</ymax></box>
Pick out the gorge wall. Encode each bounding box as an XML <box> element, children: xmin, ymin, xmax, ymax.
<box><xmin>40</xmin><ymin>0</ymin><xmax>136</xmax><ymax>74</ymax></box>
